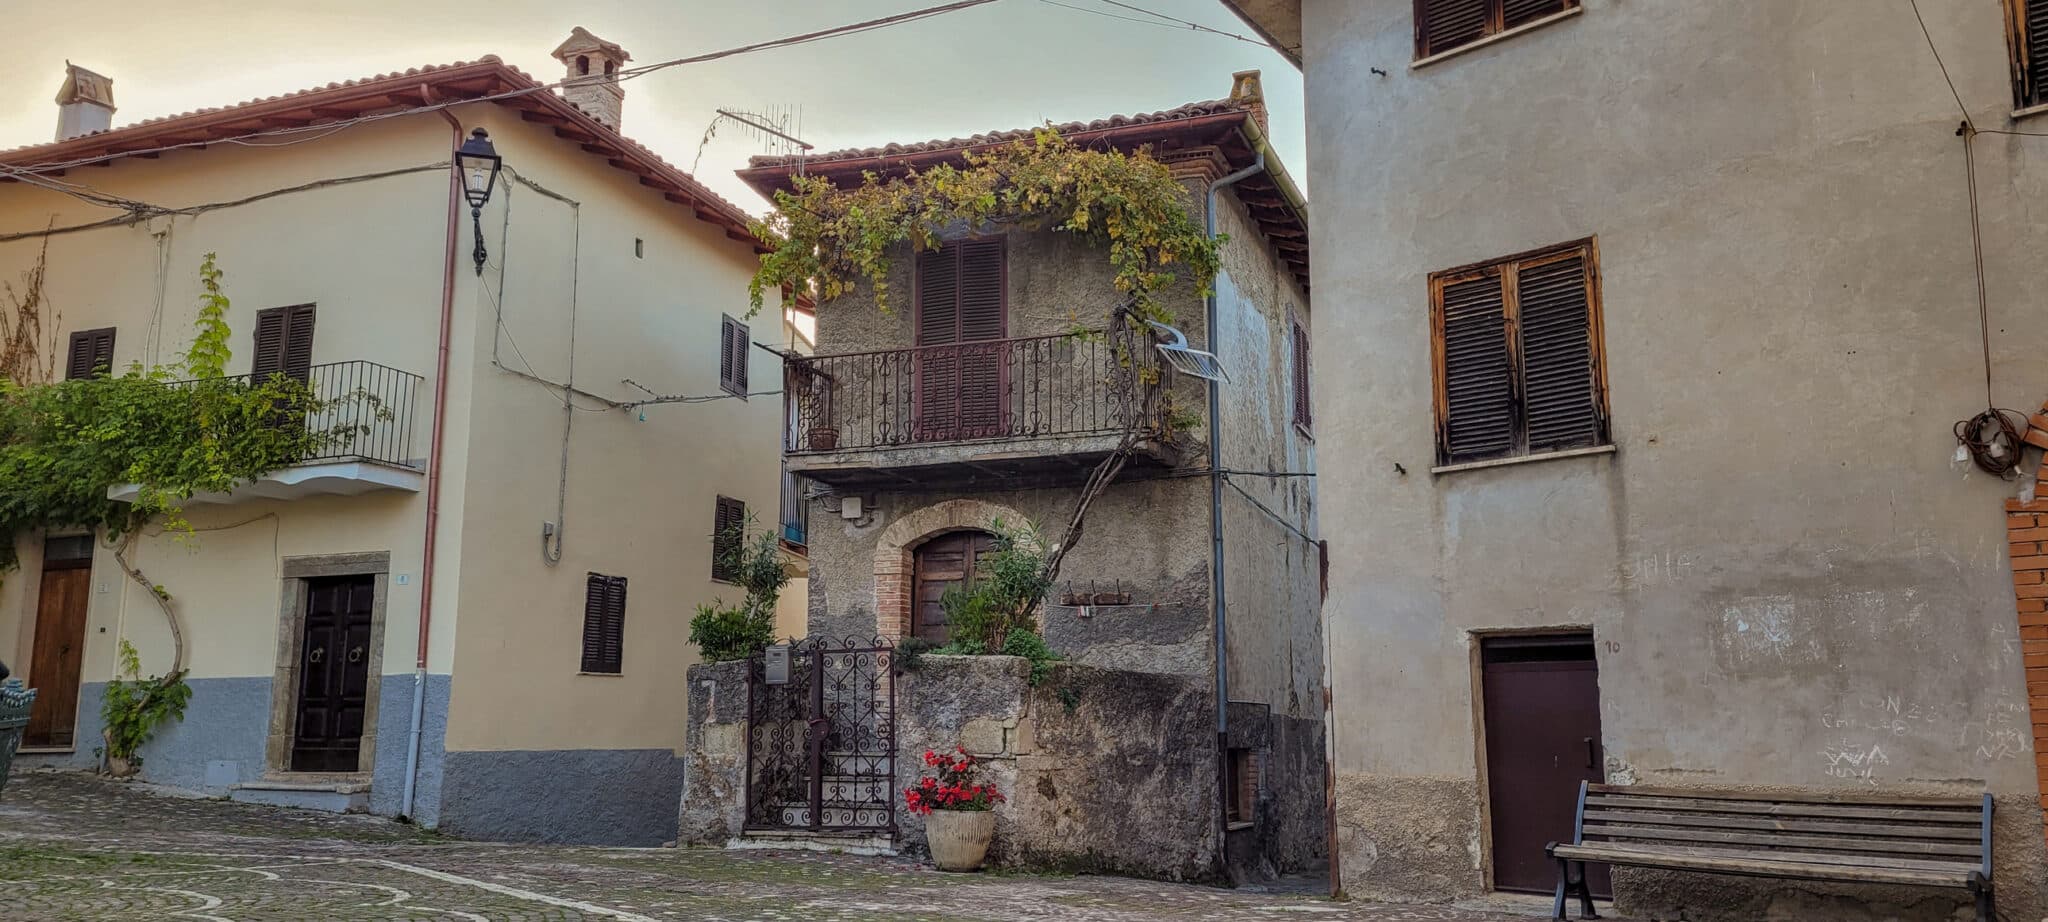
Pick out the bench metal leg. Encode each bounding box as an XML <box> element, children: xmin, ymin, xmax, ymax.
<box><xmin>1973</xmin><ymin>884</ymin><xmax>1993</xmax><ymax>922</ymax></box>
<box><xmin>1550</xmin><ymin>856</ymin><xmax>1598</xmax><ymax>920</ymax></box>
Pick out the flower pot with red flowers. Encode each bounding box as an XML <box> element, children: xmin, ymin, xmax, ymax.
<box><xmin>904</xmin><ymin>746</ymin><xmax>1005</xmax><ymax>871</ymax></box>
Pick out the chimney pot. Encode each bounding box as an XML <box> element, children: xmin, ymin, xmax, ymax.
<box><xmin>551</xmin><ymin>27</ymin><xmax>630</xmax><ymax>133</ymax></box>
<box><xmin>55</xmin><ymin>62</ymin><xmax>116</xmax><ymax>141</ymax></box>
<box><xmin>1229</xmin><ymin>70</ymin><xmax>1267</xmax><ymax>134</ymax></box>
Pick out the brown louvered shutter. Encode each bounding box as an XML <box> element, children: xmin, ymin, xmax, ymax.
<box><xmin>712</xmin><ymin>496</ymin><xmax>746</xmax><ymax>582</ymax></box>
<box><xmin>1417</xmin><ymin>0</ymin><xmax>1576</xmax><ymax>57</ymax></box>
<box><xmin>66</xmin><ymin>328</ymin><xmax>115</xmax><ymax>380</ymax></box>
<box><xmin>956</xmin><ymin>239</ymin><xmax>1005</xmax><ymax>437</ymax></box>
<box><xmin>1437</xmin><ymin>272</ymin><xmax>1515</xmax><ymax>463</ymax></box>
<box><xmin>720</xmin><ymin>315</ymin><xmax>749</xmax><ymax>397</ymax></box>
<box><xmin>1516</xmin><ymin>252</ymin><xmax>1602</xmax><ymax>452</ymax></box>
<box><xmin>2022</xmin><ymin>0</ymin><xmax>2048</xmax><ymax>109</ymax></box>
<box><xmin>1291</xmin><ymin>318</ymin><xmax>1312</xmax><ymax>430</ymax></box>
<box><xmin>581</xmin><ymin>573</ymin><xmax>626</xmax><ymax>674</ymax></box>
<box><xmin>253</xmin><ymin>305</ymin><xmax>315</xmax><ymax>381</ymax></box>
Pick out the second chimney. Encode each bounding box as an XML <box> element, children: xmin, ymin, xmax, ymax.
<box><xmin>551</xmin><ymin>27</ymin><xmax>630</xmax><ymax>133</ymax></box>
<box><xmin>55</xmin><ymin>62</ymin><xmax>116</xmax><ymax>141</ymax></box>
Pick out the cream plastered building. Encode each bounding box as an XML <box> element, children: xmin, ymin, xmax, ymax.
<box><xmin>0</xmin><ymin>34</ymin><xmax>807</xmax><ymax>845</ymax></box>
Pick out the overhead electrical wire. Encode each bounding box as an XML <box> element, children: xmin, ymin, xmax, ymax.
<box><xmin>0</xmin><ymin>0</ymin><xmax>1005</xmax><ymax>182</ymax></box>
<box><xmin>1035</xmin><ymin>0</ymin><xmax>1270</xmax><ymax>47</ymax></box>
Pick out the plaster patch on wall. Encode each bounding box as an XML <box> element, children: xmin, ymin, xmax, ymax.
<box><xmin>1712</xmin><ymin>594</ymin><xmax>1823</xmax><ymax>672</ymax></box>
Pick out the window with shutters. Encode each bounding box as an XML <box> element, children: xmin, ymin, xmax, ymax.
<box><xmin>711</xmin><ymin>495</ymin><xmax>746</xmax><ymax>582</ymax></box>
<box><xmin>720</xmin><ymin>315</ymin><xmax>749</xmax><ymax>398</ymax></box>
<box><xmin>65</xmin><ymin>328</ymin><xmax>116</xmax><ymax>380</ymax></box>
<box><xmin>580</xmin><ymin>572</ymin><xmax>627</xmax><ymax>674</ymax></box>
<box><xmin>2006</xmin><ymin>0</ymin><xmax>2048</xmax><ymax>110</ymax></box>
<box><xmin>1415</xmin><ymin>0</ymin><xmax>1578</xmax><ymax>60</ymax></box>
<box><xmin>1290</xmin><ymin>314</ymin><xmax>1312</xmax><ymax>434</ymax></box>
<box><xmin>1430</xmin><ymin>238</ymin><xmax>1608</xmax><ymax>468</ymax></box>
<box><xmin>252</xmin><ymin>304</ymin><xmax>316</xmax><ymax>381</ymax></box>
<box><xmin>914</xmin><ymin>238</ymin><xmax>1007</xmax><ymax>441</ymax></box>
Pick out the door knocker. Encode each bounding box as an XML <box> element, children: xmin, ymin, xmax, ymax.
<box><xmin>349</xmin><ymin>646</ymin><xmax>364</xmax><ymax>664</ymax></box>
<box><xmin>307</xmin><ymin>647</ymin><xmax>323</xmax><ymax>664</ymax></box>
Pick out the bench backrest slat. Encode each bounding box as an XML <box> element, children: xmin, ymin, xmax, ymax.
<box><xmin>1573</xmin><ymin>786</ymin><xmax>1992</xmax><ymax>878</ymax></box>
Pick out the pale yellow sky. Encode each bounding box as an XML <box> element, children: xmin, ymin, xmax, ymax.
<box><xmin>0</xmin><ymin>0</ymin><xmax>1303</xmax><ymax>213</ymax></box>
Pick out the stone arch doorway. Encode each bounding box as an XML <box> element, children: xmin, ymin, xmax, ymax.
<box><xmin>871</xmin><ymin>498</ymin><xmax>1032</xmax><ymax>642</ymax></box>
<box><xmin>909</xmin><ymin>530</ymin><xmax>1000</xmax><ymax>644</ymax></box>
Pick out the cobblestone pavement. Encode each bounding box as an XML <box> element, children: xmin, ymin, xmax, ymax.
<box><xmin>0</xmin><ymin>771</ymin><xmax>1574</xmax><ymax>921</ymax></box>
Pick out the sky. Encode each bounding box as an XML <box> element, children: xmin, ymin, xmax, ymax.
<box><xmin>0</xmin><ymin>0</ymin><xmax>1302</xmax><ymax>214</ymax></box>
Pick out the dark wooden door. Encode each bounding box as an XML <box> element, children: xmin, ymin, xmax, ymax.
<box><xmin>291</xmin><ymin>575</ymin><xmax>375</xmax><ymax>772</ymax></box>
<box><xmin>23</xmin><ymin>538</ymin><xmax>93</xmax><ymax>749</ymax></box>
<box><xmin>911</xmin><ymin>531</ymin><xmax>998</xmax><ymax>645</ymax></box>
<box><xmin>914</xmin><ymin>240</ymin><xmax>1005</xmax><ymax>441</ymax></box>
<box><xmin>1481</xmin><ymin>635</ymin><xmax>1609</xmax><ymax>896</ymax></box>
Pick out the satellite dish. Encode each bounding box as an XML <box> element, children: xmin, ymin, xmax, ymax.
<box><xmin>1146</xmin><ymin>321</ymin><xmax>1230</xmax><ymax>383</ymax></box>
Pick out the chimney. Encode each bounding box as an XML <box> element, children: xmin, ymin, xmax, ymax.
<box><xmin>550</xmin><ymin>27</ymin><xmax>631</xmax><ymax>133</ymax></box>
<box><xmin>1229</xmin><ymin>70</ymin><xmax>1267</xmax><ymax>135</ymax></box>
<box><xmin>55</xmin><ymin>62</ymin><xmax>116</xmax><ymax>141</ymax></box>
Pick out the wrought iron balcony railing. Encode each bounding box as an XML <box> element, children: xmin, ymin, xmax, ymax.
<box><xmin>783</xmin><ymin>331</ymin><xmax>1165</xmax><ymax>454</ymax></box>
<box><xmin>173</xmin><ymin>360</ymin><xmax>424</xmax><ymax>469</ymax></box>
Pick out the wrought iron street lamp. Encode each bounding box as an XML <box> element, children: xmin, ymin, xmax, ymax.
<box><xmin>454</xmin><ymin>128</ymin><xmax>502</xmax><ymax>276</ymax></box>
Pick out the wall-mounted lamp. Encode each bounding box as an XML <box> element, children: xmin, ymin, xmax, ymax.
<box><xmin>454</xmin><ymin>127</ymin><xmax>503</xmax><ymax>276</ymax></box>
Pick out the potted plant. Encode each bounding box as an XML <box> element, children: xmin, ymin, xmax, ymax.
<box><xmin>904</xmin><ymin>746</ymin><xmax>1005</xmax><ymax>871</ymax></box>
<box><xmin>807</xmin><ymin>424</ymin><xmax>840</xmax><ymax>451</ymax></box>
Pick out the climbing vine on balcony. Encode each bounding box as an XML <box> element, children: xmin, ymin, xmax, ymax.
<box><xmin>0</xmin><ymin>253</ymin><xmax>369</xmax><ymax>680</ymax></box>
<box><xmin>748</xmin><ymin>129</ymin><xmax>1222</xmax><ymax>324</ymax></box>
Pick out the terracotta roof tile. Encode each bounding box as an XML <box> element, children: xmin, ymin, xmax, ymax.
<box><xmin>746</xmin><ymin>98</ymin><xmax>1245</xmax><ymax>169</ymax></box>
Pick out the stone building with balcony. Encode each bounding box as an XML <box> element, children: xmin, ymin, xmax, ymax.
<box><xmin>0</xmin><ymin>34</ymin><xmax>801</xmax><ymax>846</ymax></box>
<box><xmin>731</xmin><ymin>73</ymin><xmax>1324</xmax><ymax>882</ymax></box>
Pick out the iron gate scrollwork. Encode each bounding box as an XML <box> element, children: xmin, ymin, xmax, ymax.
<box><xmin>745</xmin><ymin>637</ymin><xmax>897</xmax><ymax>833</ymax></box>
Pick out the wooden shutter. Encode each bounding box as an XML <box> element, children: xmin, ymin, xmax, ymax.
<box><xmin>956</xmin><ymin>239</ymin><xmax>1005</xmax><ymax>436</ymax></box>
<box><xmin>720</xmin><ymin>315</ymin><xmax>749</xmax><ymax>397</ymax></box>
<box><xmin>1416</xmin><ymin>0</ymin><xmax>1575</xmax><ymax>57</ymax></box>
<box><xmin>253</xmin><ymin>305</ymin><xmax>316</xmax><ymax>380</ymax></box>
<box><xmin>916</xmin><ymin>245</ymin><xmax>963</xmax><ymax>437</ymax></box>
<box><xmin>1432</xmin><ymin>239</ymin><xmax>1607</xmax><ymax>466</ymax></box>
<box><xmin>581</xmin><ymin>573</ymin><xmax>626</xmax><ymax>674</ymax></box>
<box><xmin>2015</xmin><ymin>0</ymin><xmax>2048</xmax><ymax>109</ymax></box>
<box><xmin>65</xmin><ymin>328</ymin><xmax>115</xmax><ymax>380</ymax></box>
<box><xmin>1291</xmin><ymin>318</ymin><xmax>1312</xmax><ymax>430</ymax></box>
<box><xmin>712</xmin><ymin>496</ymin><xmax>746</xmax><ymax>582</ymax></box>
<box><xmin>1516</xmin><ymin>252</ymin><xmax>1602</xmax><ymax>451</ymax></box>
<box><xmin>1436</xmin><ymin>272</ymin><xmax>1515</xmax><ymax>462</ymax></box>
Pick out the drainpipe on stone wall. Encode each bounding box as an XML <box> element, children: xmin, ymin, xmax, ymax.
<box><xmin>400</xmin><ymin>110</ymin><xmax>466</xmax><ymax>823</ymax></box>
<box><xmin>1206</xmin><ymin>151</ymin><xmax>1264</xmax><ymax>859</ymax></box>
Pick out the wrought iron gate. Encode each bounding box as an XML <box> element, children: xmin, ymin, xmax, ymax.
<box><xmin>745</xmin><ymin>637</ymin><xmax>897</xmax><ymax>833</ymax></box>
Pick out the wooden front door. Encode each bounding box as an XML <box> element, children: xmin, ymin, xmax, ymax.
<box><xmin>23</xmin><ymin>536</ymin><xmax>93</xmax><ymax>749</ymax></box>
<box><xmin>1480</xmin><ymin>634</ymin><xmax>1610</xmax><ymax>896</ymax></box>
<box><xmin>911</xmin><ymin>530</ymin><xmax>998</xmax><ymax>645</ymax></box>
<box><xmin>291</xmin><ymin>575</ymin><xmax>375</xmax><ymax>772</ymax></box>
<box><xmin>914</xmin><ymin>239</ymin><xmax>1006</xmax><ymax>441</ymax></box>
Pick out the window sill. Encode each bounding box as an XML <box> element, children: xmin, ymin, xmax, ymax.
<box><xmin>2012</xmin><ymin>102</ymin><xmax>2048</xmax><ymax>122</ymax></box>
<box><xmin>1432</xmin><ymin>444</ymin><xmax>1615</xmax><ymax>475</ymax></box>
<box><xmin>1225</xmin><ymin>820</ymin><xmax>1255</xmax><ymax>832</ymax></box>
<box><xmin>1293</xmin><ymin>421</ymin><xmax>1314</xmax><ymax>442</ymax></box>
<box><xmin>578</xmin><ymin>671</ymin><xmax>624</xmax><ymax>677</ymax></box>
<box><xmin>1411</xmin><ymin>6</ymin><xmax>1583</xmax><ymax>70</ymax></box>
<box><xmin>16</xmin><ymin>746</ymin><xmax>74</xmax><ymax>755</ymax></box>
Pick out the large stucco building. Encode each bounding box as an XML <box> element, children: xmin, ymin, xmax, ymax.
<box><xmin>1225</xmin><ymin>0</ymin><xmax>2048</xmax><ymax>917</ymax></box>
<box><xmin>730</xmin><ymin>74</ymin><xmax>1324</xmax><ymax>882</ymax></box>
<box><xmin>0</xmin><ymin>32</ymin><xmax>806</xmax><ymax>845</ymax></box>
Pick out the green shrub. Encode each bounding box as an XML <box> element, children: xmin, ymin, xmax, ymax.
<box><xmin>931</xmin><ymin>519</ymin><xmax>1062</xmax><ymax>684</ymax></box>
<box><xmin>99</xmin><ymin>641</ymin><xmax>190</xmax><ymax>771</ymax></box>
<box><xmin>689</xmin><ymin>602</ymin><xmax>777</xmax><ymax>663</ymax></box>
<box><xmin>689</xmin><ymin>515</ymin><xmax>789</xmax><ymax>662</ymax></box>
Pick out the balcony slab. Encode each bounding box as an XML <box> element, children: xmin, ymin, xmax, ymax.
<box><xmin>107</xmin><ymin>460</ymin><xmax>424</xmax><ymax>506</ymax></box>
<box><xmin>787</xmin><ymin>436</ymin><xmax>1181</xmax><ymax>491</ymax></box>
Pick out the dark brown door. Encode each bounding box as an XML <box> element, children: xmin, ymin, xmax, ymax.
<box><xmin>23</xmin><ymin>536</ymin><xmax>93</xmax><ymax>749</ymax></box>
<box><xmin>1481</xmin><ymin>634</ymin><xmax>1609</xmax><ymax>896</ymax></box>
<box><xmin>911</xmin><ymin>530</ymin><xmax>998</xmax><ymax>645</ymax></box>
<box><xmin>914</xmin><ymin>240</ymin><xmax>1005</xmax><ymax>441</ymax></box>
<box><xmin>291</xmin><ymin>575</ymin><xmax>374</xmax><ymax>772</ymax></box>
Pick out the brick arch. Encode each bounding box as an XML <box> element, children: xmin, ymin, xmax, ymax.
<box><xmin>872</xmin><ymin>499</ymin><xmax>1034</xmax><ymax>642</ymax></box>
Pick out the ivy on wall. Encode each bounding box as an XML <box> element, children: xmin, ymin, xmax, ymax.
<box><xmin>748</xmin><ymin>129</ymin><xmax>1222</xmax><ymax>324</ymax></box>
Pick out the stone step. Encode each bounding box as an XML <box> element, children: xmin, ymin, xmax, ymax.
<box><xmin>731</xmin><ymin>828</ymin><xmax>896</xmax><ymax>857</ymax></box>
<box><xmin>228</xmin><ymin>780</ymin><xmax>370</xmax><ymax>814</ymax></box>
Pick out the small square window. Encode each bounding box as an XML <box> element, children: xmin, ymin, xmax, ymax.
<box><xmin>1225</xmin><ymin>748</ymin><xmax>1257</xmax><ymax>826</ymax></box>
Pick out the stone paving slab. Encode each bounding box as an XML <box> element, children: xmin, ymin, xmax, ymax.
<box><xmin>0</xmin><ymin>771</ymin><xmax>1574</xmax><ymax>921</ymax></box>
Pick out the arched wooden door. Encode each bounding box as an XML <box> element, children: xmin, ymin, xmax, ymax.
<box><xmin>911</xmin><ymin>530</ymin><xmax>998</xmax><ymax>644</ymax></box>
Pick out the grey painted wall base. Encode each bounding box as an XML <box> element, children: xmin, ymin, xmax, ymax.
<box><xmin>229</xmin><ymin>786</ymin><xmax>370</xmax><ymax>812</ymax></box>
<box><xmin>438</xmin><ymin>747</ymin><xmax>684</xmax><ymax>846</ymax></box>
<box><xmin>16</xmin><ymin>674</ymin><xmax>449</xmax><ymax>828</ymax></box>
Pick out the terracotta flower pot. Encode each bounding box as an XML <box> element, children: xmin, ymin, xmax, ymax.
<box><xmin>925</xmin><ymin>808</ymin><xmax>995</xmax><ymax>872</ymax></box>
<box><xmin>808</xmin><ymin>426</ymin><xmax>840</xmax><ymax>451</ymax></box>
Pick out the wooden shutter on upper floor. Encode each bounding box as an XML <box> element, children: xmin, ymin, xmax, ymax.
<box><xmin>1416</xmin><ymin>0</ymin><xmax>1575</xmax><ymax>58</ymax></box>
<box><xmin>65</xmin><ymin>328</ymin><xmax>115</xmax><ymax>380</ymax></box>
<box><xmin>914</xmin><ymin>238</ymin><xmax>1007</xmax><ymax>439</ymax></box>
<box><xmin>581</xmin><ymin>572</ymin><xmax>627</xmax><ymax>674</ymax></box>
<box><xmin>955</xmin><ymin>239</ymin><xmax>1005</xmax><ymax>435</ymax></box>
<box><xmin>712</xmin><ymin>495</ymin><xmax>746</xmax><ymax>582</ymax></box>
<box><xmin>720</xmin><ymin>315</ymin><xmax>749</xmax><ymax>397</ymax></box>
<box><xmin>1291</xmin><ymin>317</ymin><xmax>1312</xmax><ymax>431</ymax></box>
<box><xmin>1431</xmin><ymin>239</ymin><xmax>1607</xmax><ymax>466</ymax></box>
<box><xmin>252</xmin><ymin>304</ymin><xmax>316</xmax><ymax>380</ymax></box>
<box><xmin>2007</xmin><ymin>0</ymin><xmax>2048</xmax><ymax>109</ymax></box>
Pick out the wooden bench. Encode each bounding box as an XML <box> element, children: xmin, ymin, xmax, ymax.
<box><xmin>1546</xmin><ymin>782</ymin><xmax>1994</xmax><ymax>921</ymax></box>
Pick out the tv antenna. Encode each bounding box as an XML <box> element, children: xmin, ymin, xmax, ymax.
<box><xmin>692</xmin><ymin>104</ymin><xmax>813</xmax><ymax>176</ymax></box>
